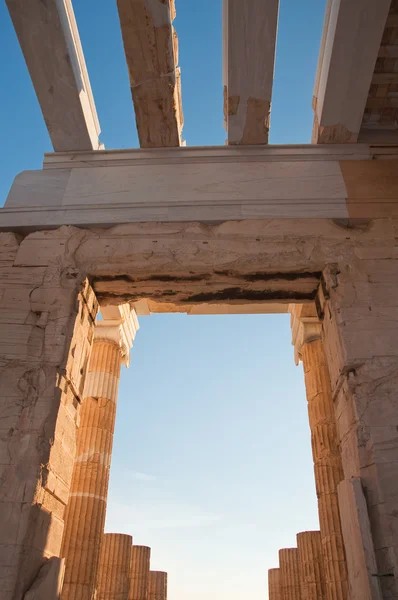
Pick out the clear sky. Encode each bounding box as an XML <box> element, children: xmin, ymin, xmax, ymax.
<box><xmin>1</xmin><ymin>1</ymin><xmax>327</xmax><ymax>598</ymax></box>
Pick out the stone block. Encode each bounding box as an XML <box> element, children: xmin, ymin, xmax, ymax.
<box><xmin>47</xmin><ymin>438</ymin><xmax>75</xmax><ymax>490</ymax></box>
<box><xmin>44</xmin><ymin>471</ymin><xmax>70</xmax><ymax>506</ymax></box>
<box><xmin>43</xmin><ymin>512</ymin><xmax>65</xmax><ymax>557</ymax></box>
<box><xmin>0</xmin><ymin>544</ymin><xmax>44</xmax><ymax>598</ymax></box>
<box><xmin>337</xmin><ymin>478</ymin><xmax>382</xmax><ymax>600</ymax></box>
<box><xmin>24</xmin><ymin>556</ymin><xmax>65</xmax><ymax>600</ymax></box>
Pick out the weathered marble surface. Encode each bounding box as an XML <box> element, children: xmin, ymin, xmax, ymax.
<box><xmin>223</xmin><ymin>0</ymin><xmax>279</xmax><ymax>145</ymax></box>
<box><xmin>338</xmin><ymin>478</ymin><xmax>383</xmax><ymax>600</ymax></box>
<box><xmin>297</xmin><ymin>531</ymin><xmax>326</xmax><ymax>600</ymax></box>
<box><xmin>148</xmin><ymin>571</ymin><xmax>167</xmax><ymax>600</ymax></box>
<box><xmin>116</xmin><ymin>0</ymin><xmax>182</xmax><ymax>148</ymax></box>
<box><xmin>97</xmin><ymin>534</ymin><xmax>132</xmax><ymax>600</ymax></box>
<box><xmin>129</xmin><ymin>546</ymin><xmax>151</xmax><ymax>600</ymax></box>
<box><xmin>6</xmin><ymin>218</ymin><xmax>398</xmax><ymax>312</ymax></box>
<box><xmin>2</xmin><ymin>216</ymin><xmax>398</xmax><ymax>598</ymax></box>
<box><xmin>312</xmin><ymin>0</ymin><xmax>391</xmax><ymax>144</ymax></box>
<box><xmin>3</xmin><ymin>147</ymin><xmax>398</xmax><ymax>229</ymax></box>
<box><xmin>6</xmin><ymin>0</ymin><xmax>102</xmax><ymax>152</ymax></box>
<box><xmin>0</xmin><ymin>232</ymin><xmax>97</xmax><ymax>599</ymax></box>
<box><xmin>61</xmin><ymin>306</ymin><xmax>137</xmax><ymax>600</ymax></box>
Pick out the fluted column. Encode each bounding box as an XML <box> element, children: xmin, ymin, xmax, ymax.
<box><xmin>297</xmin><ymin>531</ymin><xmax>326</xmax><ymax>600</ymax></box>
<box><xmin>129</xmin><ymin>546</ymin><xmax>151</xmax><ymax>600</ymax></box>
<box><xmin>97</xmin><ymin>534</ymin><xmax>133</xmax><ymax>600</ymax></box>
<box><xmin>279</xmin><ymin>548</ymin><xmax>302</xmax><ymax>600</ymax></box>
<box><xmin>290</xmin><ymin>304</ymin><xmax>348</xmax><ymax>600</ymax></box>
<box><xmin>268</xmin><ymin>568</ymin><xmax>281</xmax><ymax>600</ymax></box>
<box><xmin>148</xmin><ymin>571</ymin><xmax>168</xmax><ymax>600</ymax></box>
<box><xmin>61</xmin><ymin>304</ymin><xmax>139</xmax><ymax>600</ymax></box>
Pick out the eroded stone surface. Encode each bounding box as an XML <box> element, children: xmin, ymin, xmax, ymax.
<box><xmin>322</xmin><ymin>255</ymin><xmax>398</xmax><ymax>598</ymax></box>
<box><xmin>2</xmin><ymin>217</ymin><xmax>398</xmax><ymax>599</ymax></box>
<box><xmin>297</xmin><ymin>531</ymin><xmax>326</xmax><ymax>600</ymax></box>
<box><xmin>61</xmin><ymin>305</ymin><xmax>137</xmax><ymax>600</ymax></box>
<box><xmin>302</xmin><ymin>339</ymin><xmax>349</xmax><ymax>600</ymax></box>
<box><xmin>0</xmin><ymin>232</ymin><xmax>96</xmax><ymax>600</ymax></box>
<box><xmin>23</xmin><ymin>557</ymin><xmax>65</xmax><ymax>600</ymax></box>
<box><xmin>268</xmin><ymin>568</ymin><xmax>281</xmax><ymax>600</ymax></box>
<box><xmin>61</xmin><ymin>342</ymin><xmax>122</xmax><ymax>600</ymax></box>
<box><xmin>97</xmin><ymin>534</ymin><xmax>132</xmax><ymax>600</ymax></box>
<box><xmin>279</xmin><ymin>548</ymin><xmax>301</xmax><ymax>600</ymax></box>
<box><xmin>129</xmin><ymin>546</ymin><xmax>151</xmax><ymax>600</ymax></box>
<box><xmin>148</xmin><ymin>571</ymin><xmax>167</xmax><ymax>600</ymax></box>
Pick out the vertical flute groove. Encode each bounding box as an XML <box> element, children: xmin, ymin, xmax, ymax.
<box><xmin>97</xmin><ymin>534</ymin><xmax>132</xmax><ymax>600</ymax></box>
<box><xmin>279</xmin><ymin>548</ymin><xmax>302</xmax><ymax>600</ymax></box>
<box><xmin>302</xmin><ymin>339</ymin><xmax>348</xmax><ymax>600</ymax></box>
<box><xmin>129</xmin><ymin>546</ymin><xmax>151</xmax><ymax>600</ymax></box>
<box><xmin>268</xmin><ymin>568</ymin><xmax>281</xmax><ymax>600</ymax></box>
<box><xmin>61</xmin><ymin>341</ymin><xmax>122</xmax><ymax>600</ymax></box>
<box><xmin>297</xmin><ymin>531</ymin><xmax>326</xmax><ymax>600</ymax></box>
<box><xmin>148</xmin><ymin>571</ymin><xmax>168</xmax><ymax>600</ymax></box>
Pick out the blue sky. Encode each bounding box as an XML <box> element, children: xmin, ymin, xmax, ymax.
<box><xmin>1</xmin><ymin>0</ymin><xmax>327</xmax><ymax>597</ymax></box>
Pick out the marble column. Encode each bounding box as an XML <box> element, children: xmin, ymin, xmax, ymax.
<box><xmin>61</xmin><ymin>304</ymin><xmax>139</xmax><ymax>600</ymax></box>
<box><xmin>297</xmin><ymin>531</ymin><xmax>326</xmax><ymax>600</ymax></box>
<box><xmin>290</xmin><ymin>304</ymin><xmax>348</xmax><ymax>600</ymax></box>
<box><xmin>268</xmin><ymin>568</ymin><xmax>281</xmax><ymax>600</ymax></box>
<box><xmin>148</xmin><ymin>571</ymin><xmax>168</xmax><ymax>600</ymax></box>
<box><xmin>129</xmin><ymin>546</ymin><xmax>151</xmax><ymax>600</ymax></box>
<box><xmin>279</xmin><ymin>548</ymin><xmax>302</xmax><ymax>600</ymax></box>
<box><xmin>97</xmin><ymin>533</ymin><xmax>133</xmax><ymax>600</ymax></box>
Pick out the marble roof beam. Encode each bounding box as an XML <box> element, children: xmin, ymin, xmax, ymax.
<box><xmin>6</xmin><ymin>0</ymin><xmax>102</xmax><ymax>152</ymax></box>
<box><xmin>116</xmin><ymin>0</ymin><xmax>183</xmax><ymax>148</ymax></box>
<box><xmin>223</xmin><ymin>0</ymin><xmax>279</xmax><ymax>145</ymax></box>
<box><xmin>312</xmin><ymin>0</ymin><xmax>391</xmax><ymax>144</ymax></box>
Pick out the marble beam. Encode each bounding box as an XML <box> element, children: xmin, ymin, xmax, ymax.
<box><xmin>5</xmin><ymin>148</ymin><xmax>398</xmax><ymax>230</ymax></box>
<box><xmin>116</xmin><ymin>0</ymin><xmax>183</xmax><ymax>147</ymax></box>
<box><xmin>312</xmin><ymin>0</ymin><xmax>391</xmax><ymax>143</ymax></box>
<box><xmin>6</xmin><ymin>0</ymin><xmax>102</xmax><ymax>151</ymax></box>
<box><xmin>223</xmin><ymin>0</ymin><xmax>279</xmax><ymax>144</ymax></box>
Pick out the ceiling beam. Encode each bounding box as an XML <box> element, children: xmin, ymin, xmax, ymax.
<box><xmin>223</xmin><ymin>0</ymin><xmax>279</xmax><ymax>145</ymax></box>
<box><xmin>6</xmin><ymin>0</ymin><xmax>102</xmax><ymax>152</ymax></box>
<box><xmin>312</xmin><ymin>0</ymin><xmax>391</xmax><ymax>144</ymax></box>
<box><xmin>116</xmin><ymin>0</ymin><xmax>183</xmax><ymax>148</ymax></box>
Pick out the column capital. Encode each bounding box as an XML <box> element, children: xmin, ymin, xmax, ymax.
<box><xmin>289</xmin><ymin>303</ymin><xmax>322</xmax><ymax>365</ymax></box>
<box><xmin>96</xmin><ymin>303</ymin><xmax>139</xmax><ymax>366</ymax></box>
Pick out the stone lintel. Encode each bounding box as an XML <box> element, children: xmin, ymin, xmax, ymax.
<box><xmin>3</xmin><ymin>148</ymin><xmax>398</xmax><ymax>230</ymax></box>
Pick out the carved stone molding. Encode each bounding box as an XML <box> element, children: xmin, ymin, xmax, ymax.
<box><xmin>96</xmin><ymin>303</ymin><xmax>139</xmax><ymax>366</ymax></box>
<box><xmin>289</xmin><ymin>303</ymin><xmax>322</xmax><ymax>365</ymax></box>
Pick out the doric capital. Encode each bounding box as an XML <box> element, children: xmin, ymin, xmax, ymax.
<box><xmin>289</xmin><ymin>303</ymin><xmax>322</xmax><ymax>365</ymax></box>
<box><xmin>95</xmin><ymin>303</ymin><xmax>139</xmax><ymax>367</ymax></box>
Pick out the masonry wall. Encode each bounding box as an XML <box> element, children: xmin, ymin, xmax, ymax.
<box><xmin>0</xmin><ymin>232</ymin><xmax>97</xmax><ymax>599</ymax></box>
<box><xmin>2</xmin><ymin>218</ymin><xmax>398</xmax><ymax>599</ymax></box>
<box><xmin>322</xmin><ymin>247</ymin><xmax>398</xmax><ymax>599</ymax></box>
